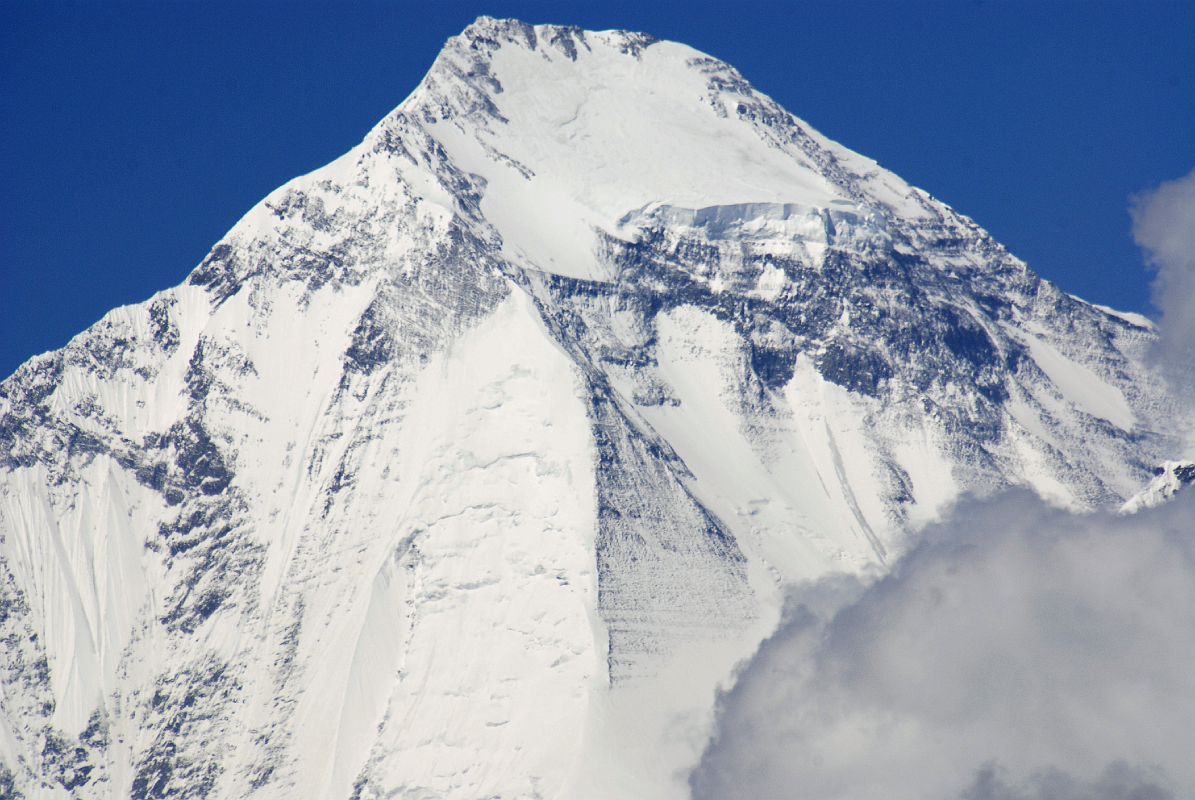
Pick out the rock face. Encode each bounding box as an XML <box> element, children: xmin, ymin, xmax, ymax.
<box><xmin>0</xmin><ymin>17</ymin><xmax>1179</xmax><ymax>800</ymax></box>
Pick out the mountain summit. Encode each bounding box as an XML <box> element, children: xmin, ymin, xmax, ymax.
<box><xmin>0</xmin><ymin>17</ymin><xmax>1177</xmax><ymax>799</ymax></box>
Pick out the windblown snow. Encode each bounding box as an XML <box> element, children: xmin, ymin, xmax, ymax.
<box><xmin>0</xmin><ymin>16</ymin><xmax>1181</xmax><ymax>800</ymax></box>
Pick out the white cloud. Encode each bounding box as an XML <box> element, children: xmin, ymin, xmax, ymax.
<box><xmin>690</xmin><ymin>489</ymin><xmax>1195</xmax><ymax>800</ymax></box>
<box><xmin>1131</xmin><ymin>167</ymin><xmax>1195</xmax><ymax>395</ymax></box>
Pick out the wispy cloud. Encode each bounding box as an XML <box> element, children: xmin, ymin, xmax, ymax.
<box><xmin>690</xmin><ymin>490</ymin><xmax>1195</xmax><ymax>800</ymax></box>
<box><xmin>1131</xmin><ymin>167</ymin><xmax>1195</xmax><ymax>397</ymax></box>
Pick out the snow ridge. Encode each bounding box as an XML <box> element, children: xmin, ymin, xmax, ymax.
<box><xmin>1121</xmin><ymin>460</ymin><xmax>1195</xmax><ymax>513</ymax></box>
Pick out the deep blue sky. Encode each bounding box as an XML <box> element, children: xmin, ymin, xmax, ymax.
<box><xmin>2</xmin><ymin>1</ymin><xmax>1193</xmax><ymax>379</ymax></box>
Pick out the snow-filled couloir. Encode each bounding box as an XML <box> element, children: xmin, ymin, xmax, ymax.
<box><xmin>0</xmin><ymin>17</ymin><xmax>1181</xmax><ymax>800</ymax></box>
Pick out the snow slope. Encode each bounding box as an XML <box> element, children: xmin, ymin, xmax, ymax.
<box><xmin>0</xmin><ymin>16</ymin><xmax>1181</xmax><ymax>799</ymax></box>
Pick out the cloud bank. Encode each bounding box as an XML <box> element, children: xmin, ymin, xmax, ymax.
<box><xmin>1131</xmin><ymin>167</ymin><xmax>1195</xmax><ymax>394</ymax></box>
<box><xmin>690</xmin><ymin>490</ymin><xmax>1195</xmax><ymax>800</ymax></box>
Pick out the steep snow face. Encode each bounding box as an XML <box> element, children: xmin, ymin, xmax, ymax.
<box><xmin>0</xmin><ymin>16</ymin><xmax>1181</xmax><ymax>800</ymax></box>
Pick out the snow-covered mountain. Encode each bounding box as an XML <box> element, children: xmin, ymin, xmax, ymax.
<box><xmin>0</xmin><ymin>17</ymin><xmax>1180</xmax><ymax>799</ymax></box>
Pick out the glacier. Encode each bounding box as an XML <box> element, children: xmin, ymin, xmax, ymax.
<box><xmin>0</xmin><ymin>17</ymin><xmax>1182</xmax><ymax>799</ymax></box>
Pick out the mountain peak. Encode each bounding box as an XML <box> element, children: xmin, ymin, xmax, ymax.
<box><xmin>452</xmin><ymin>16</ymin><xmax>657</xmax><ymax>61</ymax></box>
<box><xmin>396</xmin><ymin>18</ymin><xmax>883</xmax><ymax>281</ymax></box>
<box><xmin>0</xmin><ymin>17</ymin><xmax>1180</xmax><ymax>800</ymax></box>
